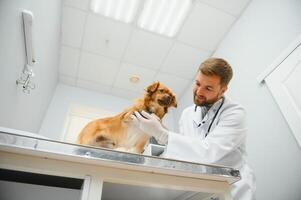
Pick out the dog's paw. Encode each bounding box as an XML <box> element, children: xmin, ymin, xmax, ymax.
<box><xmin>114</xmin><ymin>147</ymin><xmax>128</xmax><ymax>152</ymax></box>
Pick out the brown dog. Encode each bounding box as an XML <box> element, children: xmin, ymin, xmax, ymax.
<box><xmin>77</xmin><ymin>82</ymin><xmax>177</xmax><ymax>154</ymax></box>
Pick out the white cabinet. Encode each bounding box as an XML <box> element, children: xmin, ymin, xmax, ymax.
<box><xmin>0</xmin><ymin>169</ymin><xmax>85</xmax><ymax>200</ymax></box>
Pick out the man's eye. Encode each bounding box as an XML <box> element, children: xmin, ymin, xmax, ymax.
<box><xmin>206</xmin><ymin>87</ymin><xmax>213</xmax><ymax>91</ymax></box>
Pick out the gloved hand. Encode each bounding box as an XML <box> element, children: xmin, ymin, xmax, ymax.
<box><xmin>131</xmin><ymin>111</ymin><xmax>169</xmax><ymax>144</ymax></box>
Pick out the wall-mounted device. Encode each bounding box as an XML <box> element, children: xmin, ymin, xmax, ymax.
<box><xmin>16</xmin><ymin>10</ymin><xmax>36</xmax><ymax>94</ymax></box>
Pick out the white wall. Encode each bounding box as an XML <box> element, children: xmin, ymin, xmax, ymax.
<box><xmin>173</xmin><ymin>82</ymin><xmax>194</xmax><ymax>132</ymax></box>
<box><xmin>175</xmin><ymin>0</ymin><xmax>301</xmax><ymax>199</ymax></box>
<box><xmin>0</xmin><ymin>0</ymin><xmax>62</xmax><ymax>132</ymax></box>
<box><xmin>40</xmin><ymin>84</ymin><xmax>176</xmax><ymax>140</ymax></box>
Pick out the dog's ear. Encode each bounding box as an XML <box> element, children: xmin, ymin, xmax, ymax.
<box><xmin>146</xmin><ymin>82</ymin><xmax>160</xmax><ymax>94</ymax></box>
<box><xmin>170</xmin><ymin>94</ymin><xmax>177</xmax><ymax>108</ymax></box>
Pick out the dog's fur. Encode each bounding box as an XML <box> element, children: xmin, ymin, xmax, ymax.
<box><xmin>76</xmin><ymin>82</ymin><xmax>177</xmax><ymax>154</ymax></box>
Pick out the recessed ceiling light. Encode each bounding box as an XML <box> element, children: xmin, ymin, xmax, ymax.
<box><xmin>90</xmin><ymin>0</ymin><xmax>140</xmax><ymax>23</ymax></box>
<box><xmin>129</xmin><ymin>75</ymin><xmax>140</xmax><ymax>83</ymax></box>
<box><xmin>137</xmin><ymin>0</ymin><xmax>192</xmax><ymax>37</ymax></box>
<box><xmin>90</xmin><ymin>0</ymin><xmax>192</xmax><ymax>37</ymax></box>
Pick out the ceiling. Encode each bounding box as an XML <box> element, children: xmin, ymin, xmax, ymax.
<box><xmin>59</xmin><ymin>0</ymin><xmax>250</xmax><ymax>100</ymax></box>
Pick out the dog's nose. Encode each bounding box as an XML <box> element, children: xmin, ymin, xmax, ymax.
<box><xmin>158</xmin><ymin>95</ymin><xmax>172</xmax><ymax>106</ymax></box>
<box><xmin>163</xmin><ymin>95</ymin><xmax>172</xmax><ymax>104</ymax></box>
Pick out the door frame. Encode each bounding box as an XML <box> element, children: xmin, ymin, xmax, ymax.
<box><xmin>257</xmin><ymin>34</ymin><xmax>301</xmax><ymax>83</ymax></box>
<box><xmin>257</xmin><ymin>34</ymin><xmax>301</xmax><ymax>147</ymax></box>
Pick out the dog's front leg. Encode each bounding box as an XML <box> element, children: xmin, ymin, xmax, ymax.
<box><xmin>115</xmin><ymin>147</ymin><xmax>140</xmax><ymax>154</ymax></box>
<box><xmin>114</xmin><ymin>147</ymin><xmax>129</xmax><ymax>152</ymax></box>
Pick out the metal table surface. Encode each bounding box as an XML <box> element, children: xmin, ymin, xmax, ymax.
<box><xmin>0</xmin><ymin>129</ymin><xmax>240</xmax><ymax>184</ymax></box>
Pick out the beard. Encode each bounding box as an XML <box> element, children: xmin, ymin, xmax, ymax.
<box><xmin>193</xmin><ymin>92</ymin><xmax>221</xmax><ymax>107</ymax></box>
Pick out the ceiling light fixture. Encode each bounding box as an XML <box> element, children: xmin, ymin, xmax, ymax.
<box><xmin>129</xmin><ymin>75</ymin><xmax>140</xmax><ymax>84</ymax></box>
<box><xmin>90</xmin><ymin>0</ymin><xmax>140</xmax><ymax>23</ymax></box>
<box><xmin>137</xmin><ymin>0</ymin><xmax>192</xmax><ymax>37</ymax></box>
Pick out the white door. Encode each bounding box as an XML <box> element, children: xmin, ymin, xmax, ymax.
<box><xmin>265</xmin><ymin>42</ymin><xmax>301</xmax><ymax>147</ymax></box>
<box><xmin>61</xmin><ymin>104</ymin><xmax>114</xmax><ymax>143</ymax></box>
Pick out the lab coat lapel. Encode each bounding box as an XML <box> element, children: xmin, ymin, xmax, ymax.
<box><xmin>207</xmin><ymin>99</ymin><xmax>222</xmax><ymax>120</ymax></box>
<box><xmin>205</xmin><ymin>98</ymin><xmax>225</xmax><ymax>132</ymax></box>
<box><xmin>192</xmin><ymin>106</ymin><xmax>203</xmax><ymax>126</ymax></box>
<box><xmin>193</xmin><ymin>98</ymin><xmax>224</xmax><ymax>127</ymax></box>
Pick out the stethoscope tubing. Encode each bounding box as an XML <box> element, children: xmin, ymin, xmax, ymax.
<box><xmin>195</xmin><ymin>97</ymin><xmax>225</xmax><ymax>138</ymax></box>
<box><xmin>205</xmin><ymin>97</ymin><xmax>225</xmax><ymax>137</ymax></box>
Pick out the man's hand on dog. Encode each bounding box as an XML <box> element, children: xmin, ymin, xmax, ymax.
<box><xmin>131</xmin><ymin>111</ymin><xmax>168</xmax><ymax>144</ymax></box>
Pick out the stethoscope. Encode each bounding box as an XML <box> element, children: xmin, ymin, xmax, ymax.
<box><xmin>195</xmin><ymin>97</ymin><xmax>225</xmax><ymax>137</ymax></box>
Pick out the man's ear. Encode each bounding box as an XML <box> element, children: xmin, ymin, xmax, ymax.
<box><xmin>220</xmin><ymin>85</ymin><xmax>228</xmax><ymax>96</ymax></box>
<box><xmin>171</xmin><ymin>95</ymin><xmax>177</xmax><ymax>108</ymax></box>
<box><xmin>146</xmin><ymin>82</ymin><xmax>160</xmax><ymax>94</ymax></box>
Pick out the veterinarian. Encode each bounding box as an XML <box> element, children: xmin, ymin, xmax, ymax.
<box><xmin>132</xmin><ymin>57</ymin><xmax>256</xmax><ymax>200</ymax></box>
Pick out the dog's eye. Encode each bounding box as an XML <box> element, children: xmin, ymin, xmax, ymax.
<box><xmin>159</xmin><ymin>89</ymin><xmax>165</xmax><ymax>93</ymax></box>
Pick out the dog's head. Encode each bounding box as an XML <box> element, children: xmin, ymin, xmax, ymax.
<box><xmin>144</xmin><ymin>82</ymin><xmax>177</xmax><ymax>118</ymax></box>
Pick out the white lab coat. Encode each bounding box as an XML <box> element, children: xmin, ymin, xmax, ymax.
<box><xmin>164</xmin><ymin>97</ymin><xmax>256</xmax><ymax>200</ymax></box>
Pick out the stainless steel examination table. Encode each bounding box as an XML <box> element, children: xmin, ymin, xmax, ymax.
<box><xmin>0</xmin><ymin>129</ymin><xmax>240</xmax><ymax>200</ymax></box>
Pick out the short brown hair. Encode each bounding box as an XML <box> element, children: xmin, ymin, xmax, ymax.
<box><xmin>199</xmin><ymin>57</ymin><xmax>233</xmax><ymax>86</ymax></box>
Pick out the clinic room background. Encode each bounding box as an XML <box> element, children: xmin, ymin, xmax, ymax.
<box><xmin>1</xmin><ymin>0</ymin><xmax>301</xmax><ymax>199</ymax></box>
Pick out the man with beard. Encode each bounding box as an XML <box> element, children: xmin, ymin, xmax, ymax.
<box><xmin>132</xmin><ymin>58</ymin><xmax>256</xmax><ymax>200</ymax></box>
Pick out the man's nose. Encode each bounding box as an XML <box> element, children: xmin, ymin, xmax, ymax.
<box><xmin>196</xmin><ymin>87</ymin><xmax>203</xmax><ymax>95</ymax></box>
